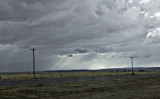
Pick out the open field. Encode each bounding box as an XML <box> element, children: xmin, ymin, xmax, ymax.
<box><xmin>1</xmin><ymin>77</ymin><xmax>160</xmax><ymax>99</ymax></box>
<box><xmin>0</xmin><ymin>71</ymin><xmax>160</xmax><ymax>80</ymax></box>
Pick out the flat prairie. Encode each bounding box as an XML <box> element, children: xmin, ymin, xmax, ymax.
<box><xmin>1</xmin><ymin>77</ymin><xmax>160</xmax><ymax>99</ymax></box>
<box><xmin>0</xmin><ymin>71</ymin><xmax>159</xmax><ymax>80</ymax></box>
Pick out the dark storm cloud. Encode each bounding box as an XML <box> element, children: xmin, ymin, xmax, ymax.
<box><xmin>74</xmin><ymin>49</ymin><xmax>88</xmax><ymax>53</ymax></box>
<box><xmin>1</xmin><ymin>0</ymin><xmax>160</xmax><ymax>72</ymax></box>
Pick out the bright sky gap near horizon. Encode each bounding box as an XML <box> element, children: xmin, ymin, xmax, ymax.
<box><xmin>0</xmin><ymin>0</ymin><xmax>160</xmax><ymax>72</ymax></box>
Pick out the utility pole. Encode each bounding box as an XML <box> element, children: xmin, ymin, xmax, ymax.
<box><xmin>130</xmin><ymin>56</ymin><xmax>135</xmax><ymax>75</ymax></box>
<box><xmin>31</xmin><ymin>48</ymin><xmax>36</xmax><ymax>79</ymax></box>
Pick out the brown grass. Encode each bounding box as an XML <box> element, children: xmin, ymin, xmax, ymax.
<box><xmin>1</xmin><ymin>77</ymin><xmax>160</xmax><ymax>99</ymax></box>
<box><xmin>0</xmin><ymin>71</ymin><xmax>160</xmax><ymax>80</ymax></box>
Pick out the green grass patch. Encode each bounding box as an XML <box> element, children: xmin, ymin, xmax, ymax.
<box><xmin>1</xmin><ymin>77</ymin><xmax>160</xmax><ymax>99</ymax></box>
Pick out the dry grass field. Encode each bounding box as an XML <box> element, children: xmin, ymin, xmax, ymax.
<box><xmin>1</xmin><ymin>77</ymin><xmax>160</xmax><ymax>99</ymax></box>
<box><xmin>0</xmin><ymin>71</ymin><xmax>160</xmax><ymax>80</ymax></box>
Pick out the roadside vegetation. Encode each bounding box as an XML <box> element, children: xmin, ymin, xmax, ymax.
<box><xmin>1</xmin><ymin>77</ymin><xmax>160</xmax><ymax>99</ymax></box>
<box><xmin>0</xmin><ymin>71</ymin><xmax>160</xmax><ymax>80</ymax></box>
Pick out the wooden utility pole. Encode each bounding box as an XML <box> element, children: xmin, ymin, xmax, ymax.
<box><xmin>31</xmin><ymin>48</ymin><xmax>36</xmax><ymax>79</ymax></box>
<box><xmin>130</xmin><ymin>56</ymin><xmax>135</xmax><ymax>75</ymax></box>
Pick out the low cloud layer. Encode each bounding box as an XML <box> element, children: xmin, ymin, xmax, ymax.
<box><xmin>0</xmin><ymin>0</ymin><xmax>160</xmax><ymax>72</ymax></box>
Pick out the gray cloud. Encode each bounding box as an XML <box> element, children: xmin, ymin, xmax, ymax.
<box><xmin>0</xmin><ymin>0</ymin><xmax>160</xmax><ymax>72</ymax></box>
<box><xmin>74</xmin><ymin>49</ymin><xmax>88</xmax><ymax>53</ymax></box>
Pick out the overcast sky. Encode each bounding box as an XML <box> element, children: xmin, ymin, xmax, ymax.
<box><xmin>0</xmin><ymin>0</ymin><xmax>160</xmax><ymax>72</ymax></box>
